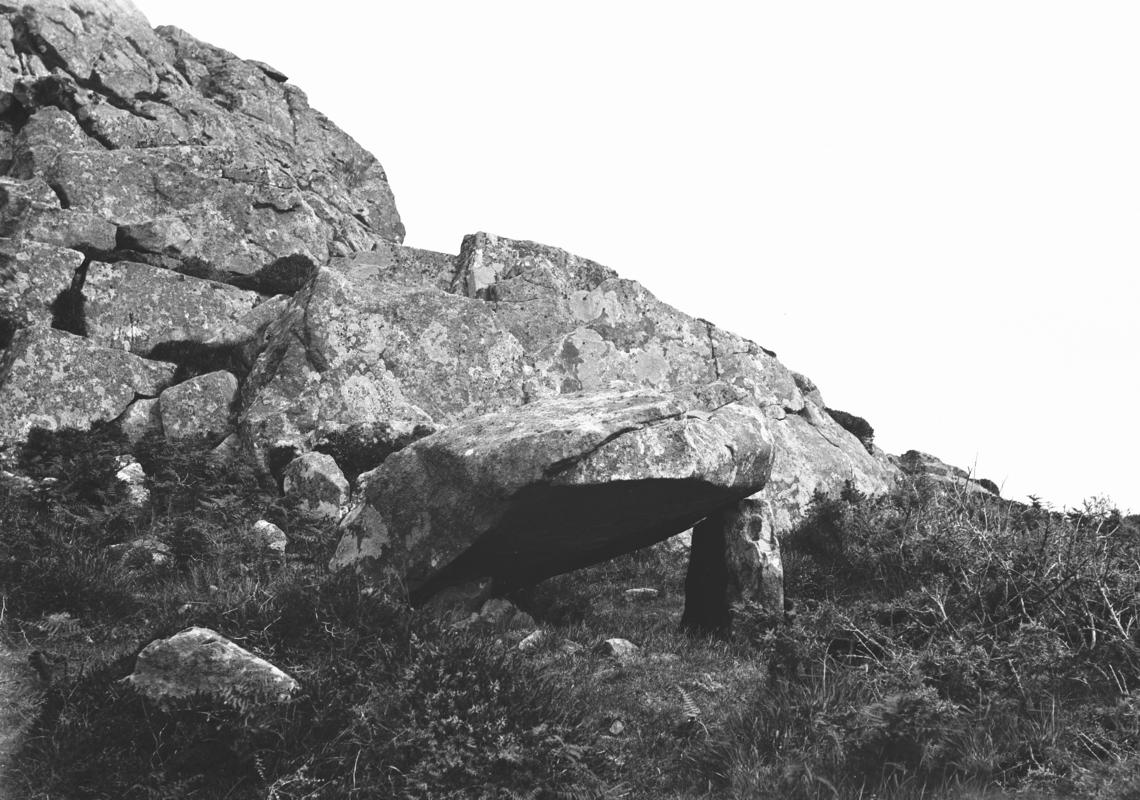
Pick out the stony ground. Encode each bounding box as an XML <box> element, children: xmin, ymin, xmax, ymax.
<box><xmin>0</xmin><ymin>641</ymin><xmax>35</xmax><ymax>800</ymax></box>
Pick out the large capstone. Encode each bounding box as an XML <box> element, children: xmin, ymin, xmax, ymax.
<box><xmin>331</xmin><ymin>385</ymin><xmax>774</xmax><ymax>604</ymax></box>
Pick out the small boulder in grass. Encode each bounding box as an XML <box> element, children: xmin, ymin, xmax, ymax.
<box><xmin>596</xmin><ymin>638</ymin><xmax>639</xmax><ymax>660</ymax></box>
<box><xmin>623</xmin><ymin>587</ymin><xmax>659</xmax><ymax>602</ymax></box>
<box><xmin>282</xmin><ymin>452</ymin><xmax>350</xmax><ymax>521</ymax></box>
<box><xmin>252</xmin><ymin>520</ymin><xmax>287</xmax><ymax>555</ymax></box>
<box><xmin>127</xmin><ymin>627</ymin><xmax>299</xmax><ymax>707</ymax></box>
<box><xmin>517</xmin><ymin>629</ymin><xmax>548</xmax><ymax>651</ymax></box>
<box><xmin>114</xmin><ymin>455</ymin><xmax>149</xmax><ymax>508</ymax></box>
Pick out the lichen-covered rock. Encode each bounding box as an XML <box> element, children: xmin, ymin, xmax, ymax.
<box><xmin>596</xmin><ymin>638</ymin><xmax>639</xmax><ymax>660</ymax></box>
<box><xmin>244</xmin><ymin>232</ymin><xmax>892</xmax><ymax>536</ymax></box>
<box><xmin>115</xmin><ymin>397</ymin><xmax>162</xmax><ymax>443</ymax></box>
<box><xmin>0</xmin><ymin>239</ymin><xmax>81</xmax><ymax>330</ymax></box>
<box><xmin>332</xmin><ymin>385</ymin><xmax>774</xmax><ymax>604</ymax></box>
<box><xmin>240</xmin><ymin>263</ymin><xmax>522</xmax><ymax>468</ymax></box>
<box><xmin>764</xmin><ymin>411</ymin><xmax>893</xmax><ymax>535</ymax></box>
<box><xmin>0</xmin><ymin>327</ymin><xmax>175</xmax><ymax>454</ymax></box>
<box><xmin>1</xmin><ymin>0</ymin><xmax>402</xmax><ymax>280</ymax></box>
<box><xmin>83</xmin><ymin>260</ymin><xmax>261</xmax><ymax>354</ymax></box>
<box><xmin>896</xmin><ymin>450</ymin><xmax>998</xmax><ymax>496</ymax></box>
<box><xmin>158</xmin><ymin>370</ymin><xmax>238</xmax><ymax>443</ymax></box>
<box><xmin>281</xmin><ymin>451</ymin><xmax>350</xmax><ymax>521</ymax></box>
<box><xmin>113</xmin><ymin>454</ymin><xmax>149</xmax><ymax>508</ymax></box>
<box><xmin>251</xmin><ymin>519</ymin><xmax>287</xmax><ymax>555</ymax></box>
<box><xmin>127</xmin><ymin>627</ymin><xmax>298</xmax><ymax>706</ymax></box>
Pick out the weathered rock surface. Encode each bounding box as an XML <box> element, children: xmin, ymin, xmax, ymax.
<box><xmin>332</xmin><ymin>385</ymin><xmax>774</xmax><ymax>603</ymax></box>
<box><xmin>0</xmin><ymin>327</ymin><xmax>174</xmax><ymax>454</ymax></box>
<box><xmin>127</xmin><ymin>627</ymin><xmax>298</xmax><ymax>706</ymax></box>
<box><xmin>251</xmin><ymin>519</ymin><xmax>287</xmax><ymax>555</ymax></box>
<box><xmin>281</xmin><ymin>451</ymin><xmax>350</xmax><ymax>521</ymax></box>
<box><xmin>243</xmin><ymin>232</ymin><xmax>892</xmax><ymax>540</ymax></box>
<box><xmin>83</xmin><ymin>261</ymin><xmax>262</xmax><ymax>354</ymax></box>
<box><xmin>896</xmin><ymin>450</ymin><xmax>998</xmax><ymax>496</ymax></box>
<box><xmin>0</xmin><ymin>0</ymin><xmax>402</xmax><ymax>288</ymax></box>
<box><xmin>596</xmin><ymin>638</ymin><xmax>639</xmax><ymax>660</ymax></box>
<box><xmin>113</xmin><ymin>454</ymin><xmax>149</xmax><ymax>508</ymax></box>
<box><xmin>158</xmin><ymin>369</ymin><xmax>237</xmax><ymax>443</ymax></box>
<box><xmin>115</xmin><ymin>397</ymin><xmax>162</xmax><ymax>443</ymax></box>
<box><xmin>0</xmin><ymin>237</ymin><xmax>82</xmax><ymax>329</ymax></box>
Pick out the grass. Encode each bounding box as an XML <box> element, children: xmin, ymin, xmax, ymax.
<box><xmin>2</xmin><ymin>426</ymin><xmax>1140</xmax><ymax>798</ymax></box>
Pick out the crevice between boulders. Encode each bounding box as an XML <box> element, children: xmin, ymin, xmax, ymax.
<box><xmin>9</xmin><ymin>11</ymin><xmax>156</xmax><ymax>148</ymax></box>
<box><xmin>48</xmin><ymin>253</ymin><xmax>89</xmax><ymax>336</ymax></box>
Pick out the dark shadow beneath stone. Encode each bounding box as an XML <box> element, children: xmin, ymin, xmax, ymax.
<box><xmin>408</xmin><ymin>480</ymin><xmax>741</xmax><ymax>607</ymax></box>
<box><xmin>680</xmin><ymin>512</ymin><xmax>732</xmax><ymax>635</ymax></box>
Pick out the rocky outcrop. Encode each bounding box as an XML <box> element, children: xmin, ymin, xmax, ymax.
<box><xmin>243</xmin><ymin>232</ymin><xmax>892</xmax><ymax>539</ymax></box>
<box><xmin>896</xmin><ymin>450</ymin><xmax>998</xmax><ymax>497</ymax></box>
<box><xmin>0</xmin><ymin>0</ymin><xmax>402</xmax><ymax>283</ymax></box>
<box><xmin>127</xmin><ymin>627</ymin><xmax>298</xmax><ymax>706</ymax></box>
<box><xmin>0</xmin><ymin>326</ymin><xmax>174</xmax><ymax>454</ymax></box>
<box><xmin>332</xmin><ymin>385</ymin><xmax>774</xmax><ymax>604</ymax></box>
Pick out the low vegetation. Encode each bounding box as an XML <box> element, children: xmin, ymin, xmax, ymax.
<box><xmin>2</xmin><ymin>428</ymin><xmax>1139</xmax><ymax>798</ymax></box>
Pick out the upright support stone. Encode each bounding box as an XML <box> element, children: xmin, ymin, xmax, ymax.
<box><xmin>682</xmin><ymin>497</ymin><xmax>784</xmax><ymax>634</ymax></box>
<box><xmin>681</xmin><ymin>512</ymin><xmax>732</xmax><ymax>634</ymax></box>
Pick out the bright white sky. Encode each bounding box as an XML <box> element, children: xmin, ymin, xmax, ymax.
<box><xmin>132</xmin><ymin>1</ymin><xmax>1138</xmax><ymax>513</ymax></box>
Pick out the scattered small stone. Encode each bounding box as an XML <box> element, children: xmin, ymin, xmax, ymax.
<box><xmin>517</xmin><ymin>630</ymin><xmax>548</xmax><ymax>651</ymax></box>
<box><xmin>596</xmin><ymin>638</ymin><xmax>639</xmax><ymax>660</ymax></box>
<box><xmin>113</xmin><ymin>455</ymin><xmax>149</xmax><ymax>508</ymax></box>
<box><xmin>623</xmin><ymin>587</ymin><xmax>659</xmax><ymax>601</ymax></box>
<box><xmin>127</xmin><ymin>627</ymin><xmax>299</xmax><ymax>706</ymax></box>
<box><xmin>251</xmin><ymin>520</ymin><xmax>287</xmax><ymax>555</ymax></box>
<box><xmin>282</xmin><ymin>452</ymin><xmax>351</xmax><ymax>521</ymax></box>
<box><xmin>609</xmin><ymin>720</ymin><xmax>625</xmax><ymax>735</ymax></box>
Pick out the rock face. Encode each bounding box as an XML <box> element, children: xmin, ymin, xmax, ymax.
<box><xmin>332</xmin><ymin>386</ymin><xmax>774</xmax><ymax>603</ymax></box>
<box><xmin>82</xmin><ymin>260</ymin><xmax>262</xmax><ymax>355</ymax></box>
<box><xmin>896</xmin><ymin>450</ymin><xmax>998</xmax><ymax>497</ymax></box>
<box><xmin>243</xmin><ymin>232</ymin><xmax>893</xmax><ymax>540</ymax></box>
<box><xmin>0</xmin><ymin>327</ymin><xmax>174</xmax><ymax>453</ymax></box>
<box><xmin>1</xmin><ymin>0</ymin><xmax>402</xmax><ymax>281</ymax></box>
<box><xmin>127</xmin><ymin>627</ymin><xmax>298</xmax><ymax>706</ymax></box>
<box><xmin>158</xmin><ymin>370</ymin><xmax>238</xmax><ymax>444</ymax></box>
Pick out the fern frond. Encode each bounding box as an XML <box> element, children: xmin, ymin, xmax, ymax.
<box><xmin>678</xmin><ymin>685</ymin><xmax>701</xmax><ymax>721</ymax></box>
